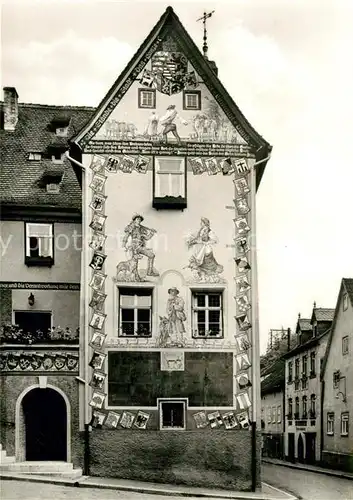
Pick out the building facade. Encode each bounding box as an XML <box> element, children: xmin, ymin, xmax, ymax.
<box><xmin>0</xmin><ymin>89</ymin><xmax>93</xmax><ymax>468</ymax></box>
<box><xmin>69</xmin><ymin>7</ymin><xmax>271</xmax><ymax>490</ymax></box>
<box><xmin>283</xmin><ymin>307</ymin><xmax>333</xmax><ymax>464</ymax></box>
<box><xmin>321</xmin><ymin>278</ymin><xmax>353</xmax><ymax>472</ymax></box>
<box><xmin>261</xmin><ymin>358</ymin><xmax>285</xmax><ymax>459</ymax></box>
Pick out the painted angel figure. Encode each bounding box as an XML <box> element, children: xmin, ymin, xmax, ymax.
<box><xmin>186</xmin><ymin>217</ymin><xmax>223</xmax><ymax>281</ymax></box>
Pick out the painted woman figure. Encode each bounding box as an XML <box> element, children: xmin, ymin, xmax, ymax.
<box><xmin>186</xmin><ymin>217</ymin><xmax>223</xmax><ymax>279</ymax></box>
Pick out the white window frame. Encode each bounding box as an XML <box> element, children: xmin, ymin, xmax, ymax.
<box><xmin>154</xmin><ymin>157</ymin><xmax>185</xmax><ymax>198</ymax></box>
<box><xmin>342</xmin><ymin>336</ymin><xmax>349</xmax><ymax>355</ymax></box>
<box><xmin>138</xmin><ymin>89</ymin><xmax>155</xmax><ymax>109</ymax></box>
<box><xmin>272</xmin><ymin>406</ymin><xmax>276</xmax><ymax>423</ymax></box>
<box><xmin>327</xmin><ymin>413</ymin><xmax>334</xmax><ymax>435</ymax></box>
<box><xmin>25</xmin><ymin>223</ymin><xmax>53</xmax><ymax>258</ymax></box>
<box><xmin>341</xmin><ymin>413</ymin><xmax>349</xmax><ymax>436</ymax></box>
<box><xmin>267</xmin><ymin>407</ymin><xmax>272</xmax><ymax>423</ymax></box>
<box><xmin>118</xmin><ymin>287</ymin><xmax>153</xmax><ymax>337</ymax></box>
<box><xmin>191</xmin><ymin>290</ymin><xmax>223</xmax><ymax>338</ymax></box>
<box><xmin>158</xmin><ymin>398</ymin><xmax>187</xmax><ymax>431</ymax></box>
<box><xmin>183</xmin><ymin>91</ymin><xmax>201</xmax><ymax>110</ymax></box>
<box><xmin>28</xmin><ymin>152</ymin><xmax>42</xmax><ymax>161</ymax></box>
<box><xmin>302</xmin><ymin>396</ymin><xmax>307</xmax><ymax>418</ymax></box>
<box><xmin>310</xmin><ymin>351</ymin><xmax>316</xmax><ymax>375</ymax></box>
<box><xmin>277</xmin><ymin>406</ymin><xmax>282</xmax><ymax>423</ymax></box>
<box><xmin>56</xmin><ymin>126</ymin><xmax>68</xmax><ymax>137</ymax></box>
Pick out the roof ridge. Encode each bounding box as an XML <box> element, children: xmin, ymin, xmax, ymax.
<box><xmin>0</xmin><ymin>101</ymin><xmax>96</xmax><ymax>110</ymax></box>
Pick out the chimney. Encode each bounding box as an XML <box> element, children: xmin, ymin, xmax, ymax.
<box><xmin>3</xmin><ymin>87</ymin><xmax>19</xmax><ymax>131</ymax></box>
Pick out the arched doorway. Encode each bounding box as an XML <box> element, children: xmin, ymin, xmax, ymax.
<box><xmin>23</xmin><ymin>388</ymin><xmax>67</xmax><ymax>461</ymax></box>
<box><xmin>297</xmin><ymin>434</ymin><xmax>304</xmax><ymax>463</ymax></box>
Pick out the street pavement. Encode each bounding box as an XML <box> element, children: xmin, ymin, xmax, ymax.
<box><xmin>262</xmin><ymin>462</ymin><xmax>353</xmax><ymax>500</ymax></box>
<box><xmin>1</xmin><ymin>479</ymin><xmax>224</xmax><ymax>500</ymax></box>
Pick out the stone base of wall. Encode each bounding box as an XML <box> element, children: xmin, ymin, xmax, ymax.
<box><xmin>89</xmin><ymin>429</ymin><xmax>255</xmax><ymax>490</ymax></box>
<box><xmin>321</xmin><ymin>451</ymin><xmax>353</xmax><ymax>473</ymax></box>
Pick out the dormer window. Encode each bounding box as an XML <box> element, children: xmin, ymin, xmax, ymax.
<box><xmin>52</xmin><ymin>151</ymin><xmax>64</xmax><ymax>164</ymax></box>
<box><xmin>56</xmin><ymin>126</ymin><xmax>68</xmax><ymax>137</ymax></box>
<box><xmin>28</xmin><ymin>152</ymin><xmax>42</xmax><ymax>161</ymax></box>
<box><xmin>46</xmin><ymin>183</ymin><xmax>60</xmax><ymax>194</ymax></box>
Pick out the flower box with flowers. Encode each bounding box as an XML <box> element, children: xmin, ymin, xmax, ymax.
<box><xmin>0</xmin><ymin>324</ymin><xmax>79</xmax><ymax>345</ymax></box>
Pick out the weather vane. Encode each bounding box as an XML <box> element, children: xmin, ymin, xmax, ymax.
<box><xmin>197</xmin><ymin>10</ymin><xmax>215</xmax><ymax>59</ymax></box>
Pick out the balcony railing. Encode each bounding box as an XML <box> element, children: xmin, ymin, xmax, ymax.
<box><xmin>0</xmin><ymin>324</ymin><xmax>79</xmax><ymax>345</ymax></box>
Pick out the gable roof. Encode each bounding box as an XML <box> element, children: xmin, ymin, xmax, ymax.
<box><xmin>72</xmin><ymin>6</ymin><xmax>272</xmax><ymax>189</ymax></box>
<box><xmin>311</xmin><ymin>308</ymin><xmax>335</xmax><ymax>324</ymax></box>
<box><xmin>261</xmin><ymin>357</ymin><xmax>285</xmax><ymax>395</ymax></box>
<box><xmin>0</xmin><ymin>102</ymin><xmax>94</xmax><ymax>213</ymax></box>
<box><xmin>321</xmin><ymin>278</ymin><xmax>353</xmax><ymax>379</ymax></box>
<box><xmin>296</xmin><ymin>317</ymin><xmax>312</xmax><ymax>333</ymax></box>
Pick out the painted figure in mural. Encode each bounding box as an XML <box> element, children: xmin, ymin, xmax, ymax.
<box><xmin>119</xmin><ymin>214</ymin><xmax>159</xmax><ymax>281</ymax></box>
<box><xmin>160</xmin><ymin>105</ymin><xmax>188</xmax><ymax>143</ymax></box>
<box><xmin>186</xmin><ymin>217</ymin><xmax>224</xmax><ymax>281</ymax></box>
<box><xmin>166</xmin><ymin>287</ymin><xmax>186</xmax><ymax>341</ymax></box>
<box><xmin>143</xmin><ymin>111</ymin><xmax>160</xmax><ymax>140</ymax></box>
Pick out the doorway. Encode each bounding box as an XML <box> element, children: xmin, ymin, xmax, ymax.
<box><xmin>305</xmin><ymin>433</ymin><xmax>316</xmax><ymax>464</ymax></box>
<box><xmin>288</xmin><ymin>433</ymin><xmax>295</xmax><ymax>462</ymax></box>
<box><xmin>23</xmin><ymin>388</ymin><xmax>67</xmax><ymax>461</ymax></box>
<box><xmin>297</xmin><ymin>434</ymin><xmax>304</xmax><ymax>463</ymax></box>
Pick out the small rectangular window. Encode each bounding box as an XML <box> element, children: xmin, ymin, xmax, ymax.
<box><xmin>192</xmin><ymin>291</ymin><xmax>223</xmax><ymax>338</ymax></box>
<box><xmin>52</xmin><ymin>152</ymin><xmax>64</xmax><ymax>164</ymax></box>
<box><xmin>28</xmin><ymin>153</ymin><xmax>42</xmax><ymax>161</ymax></box>
<box><xmin>118</xmin><ymin>287</ymin><xmax>152</xmax><ymax>337</ymax></box>
<box><xmin>183</xmin><ymin>91</ymin><xmax>201</xmax><ymax>110</ymax></box>
<box><xmin>56</xmin><ymin>127</ymin><xmax>68</xmax><ymax>137</ymax></box>
<box><xmin>343</xmin><ymin>293</ymin><xmax>348</xmax><ymax>311</ymax></box>
<box><xmin>342</xmin><ymin>336</ymin><xmax>349</xmax><ymax>355</ymax></box>
<box><xmin>159</xmin><ymin>400</ymin><xmax>186</xmax><ymax>430</ymax></box>
<box><xmin>341</xmin><ymin>412</ymin><xmax>349</xmax><ymax>436</ymax></box>
<box><xmin>267</xmin><ymin>407</ymin><xmax>272</xmax><ymax>423</ymax></box>
<box><xmin>138</xmin><ymin>89</ymin><xmax>156</xmax><ymax>109</ymax></box>
<box><xmin>277</xmin><ymin>406</ymin><xmax>282</xmax><ymax>423</ymax></box>
<box><xmin>327</xmin><ymin>412</ymin><xmax>334</xmax><ymax>435</ymax></box>
<box><xmin>272</xmin><ymin>406</ymin><xmax>276</xmax><ymax>423</ymax></box>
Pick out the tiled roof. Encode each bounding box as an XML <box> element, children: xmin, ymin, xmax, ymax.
<box><xmin>313</xmin><ymin>308</ymin><xmax>335</xmax><ymax>322</ymax></box>
<box><xmin>261</xmin><ymin>358</ymin><xmax>285</xmax><ymax>395</ymax></box>
<box><xmin>298</xmin><ymin>318</ymin><xmax>312</xmax><ymax>332</ymax></box>
<box><xmin>0</xmin><ymin>102</ymin><xmax>94</xmax><ymax>210</ymax></box>
<box><xmin>343</xmin><ymin>278</ymin><xmax>353</xmax><ymax>306</ymax></box>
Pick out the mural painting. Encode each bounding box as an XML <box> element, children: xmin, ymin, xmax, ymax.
<box><xmin>185</xmin><ymin>217</ymin><xmax>225</xmax><ymax>283</ymax></box>
<box><xmin>0</xmin><ymin>351</ymin><xmax>79</xmax><ymax>372</ymax></box>
<box><xmin>157</xmin><ymin>287</ymin><xmax>186</xmax><ymax>347</ymax></box>
<box><xmin>115</xmin><ymin>214</ymin><xmax>159</xmax><ymax>282</ymax></box>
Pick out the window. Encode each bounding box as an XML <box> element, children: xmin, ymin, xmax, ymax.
<box><xmin>343</xmin><ymin>293</ymin><xmax>348</xmax><ymax>311</ymax></box>
<box><xmin>277</xmin><ymin>406</ymin><xmax>282</xmax><ymax>423</ymax></box>
<box><xmin>272</xmin><ymin>406</ymin><xmax>276</xmax><ymax>423</ymax></box>
<box><xmin>288</xmin><ymin>361</ymin><xmax>293</xmax><ymax>383</ymax></box>
<box><xmin>302</xmin><ymin>355</ymin><xmax>307</xmax><ymax>377</ymax></box>
<box><xmin>333</xmin><ymin>370</ymin><xmax>341</xmax><ymax>389</ymax></box>
<box><xmin>310</xmin><ymin>351</ymin><xmax>316</xmax><ymax>377</ymax></box>
<box><xmin>192</xmin><ymin>291</ymin><xmax>223</xmax><ymax>338</ymax></box>
<box><xmin>153</xmin><ymin>157</ymin><xmax>186</xmax><ymax>209</ymax></box>
<box><xmin>295</xmin><ymin>358</ymin><xmax>300</xmax><ymax>379</ymax></box>
<box><xmin>342</xmin><ymin>336</ymin><xmax>349</xmax><ymax>355</ymax></box>
<box><xmin>159</xmin><ymin>400</ymin><xmax>186</xmax><ymax>430</ymax></box>
<box><xmin>295</xmin><ymin>397</ymin><xmax>300</xmax><ymax>419</ymax></box>
<box><xmin>25</xmin><ymin>223</ymin><xmax>54</xmax><ymax>266</ymax></box>
<box><xmin>118</xmin><ymin>287</ymin><xmax>152</xmax><ymax>337</ymax></box>
<box><xmin>28</xmin><ymin>152</ymin><xmax>42</xmax><ymax>161</ymax></box>
<box><xmin>287</xmin><ymin>398</ymin><xmax>293</xmax><ymax>419</ymax></box>
<box><xmin>310</xmin><ymin>394</ymin><xmax>316</xmax><ymax>418</ymax></box>
<box><xmin>267</xmin><ymin>407</ymin><xmax>272</xmax><ymax>423</ymax></box>
<box><xmin>302</xmin><ymin>396</ymin><xmax>307</xmax><ymax>419</ymax></box>
<box><xmin>341</xmin><ymin>413</ymin><xmax>349</xmax><ymax>436</ymax></box>
<box><xmin>55</xmin><ymin>126</ymin><xmax>68</xmax><ymax>137</ymax></box>
<box><xmin>327</xmin><ymin>412</ymin><xmax>334</xmax><ymax>435</ymax></box>
<box><xmin>138</xmin><ymin>89</ymin><xmax>156</xmax><ymax>109</ymax></box>
<box><xmin>183</xmin><ymin>90</ymin><xmax>201</xmax><ymax>110</ymax></box>
<box><xmin>14</xmin><ymin>311</ymin><xmax>52</xmax><ymax>338</ymax></box>
<box><xmin>52</xmin><ymin>151</ymin><xmax>63</xmax><ymax>164</ymax></box>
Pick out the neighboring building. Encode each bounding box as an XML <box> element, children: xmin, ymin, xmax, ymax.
<box><xmin>68</xmin><ymin>7</ymin><xmax>271</xmax><ymax>490</ymax></box>
<box><xmin>261</xmin><ymin>357</ymin><xmax>285</xmax><ymax>459</ymax></box>
<box><xmin>321</xmin><ymin>278</ymin><xmax>353</xmax><ymax>472</ymax></box>
<box><xmin>0</xmin><ymin>89</ymin><xmax>93</xmax><ymax>469</ymax></box>
<box><xmin>283</xmin><ymin>306</ymin><xmax>334</xmax><ymax>464</ymax></box>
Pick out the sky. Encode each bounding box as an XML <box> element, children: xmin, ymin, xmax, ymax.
<box><xmin>2</xmin><ymin>0</ymin><xmax>353</xmax><ymax>353</ymax></box>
